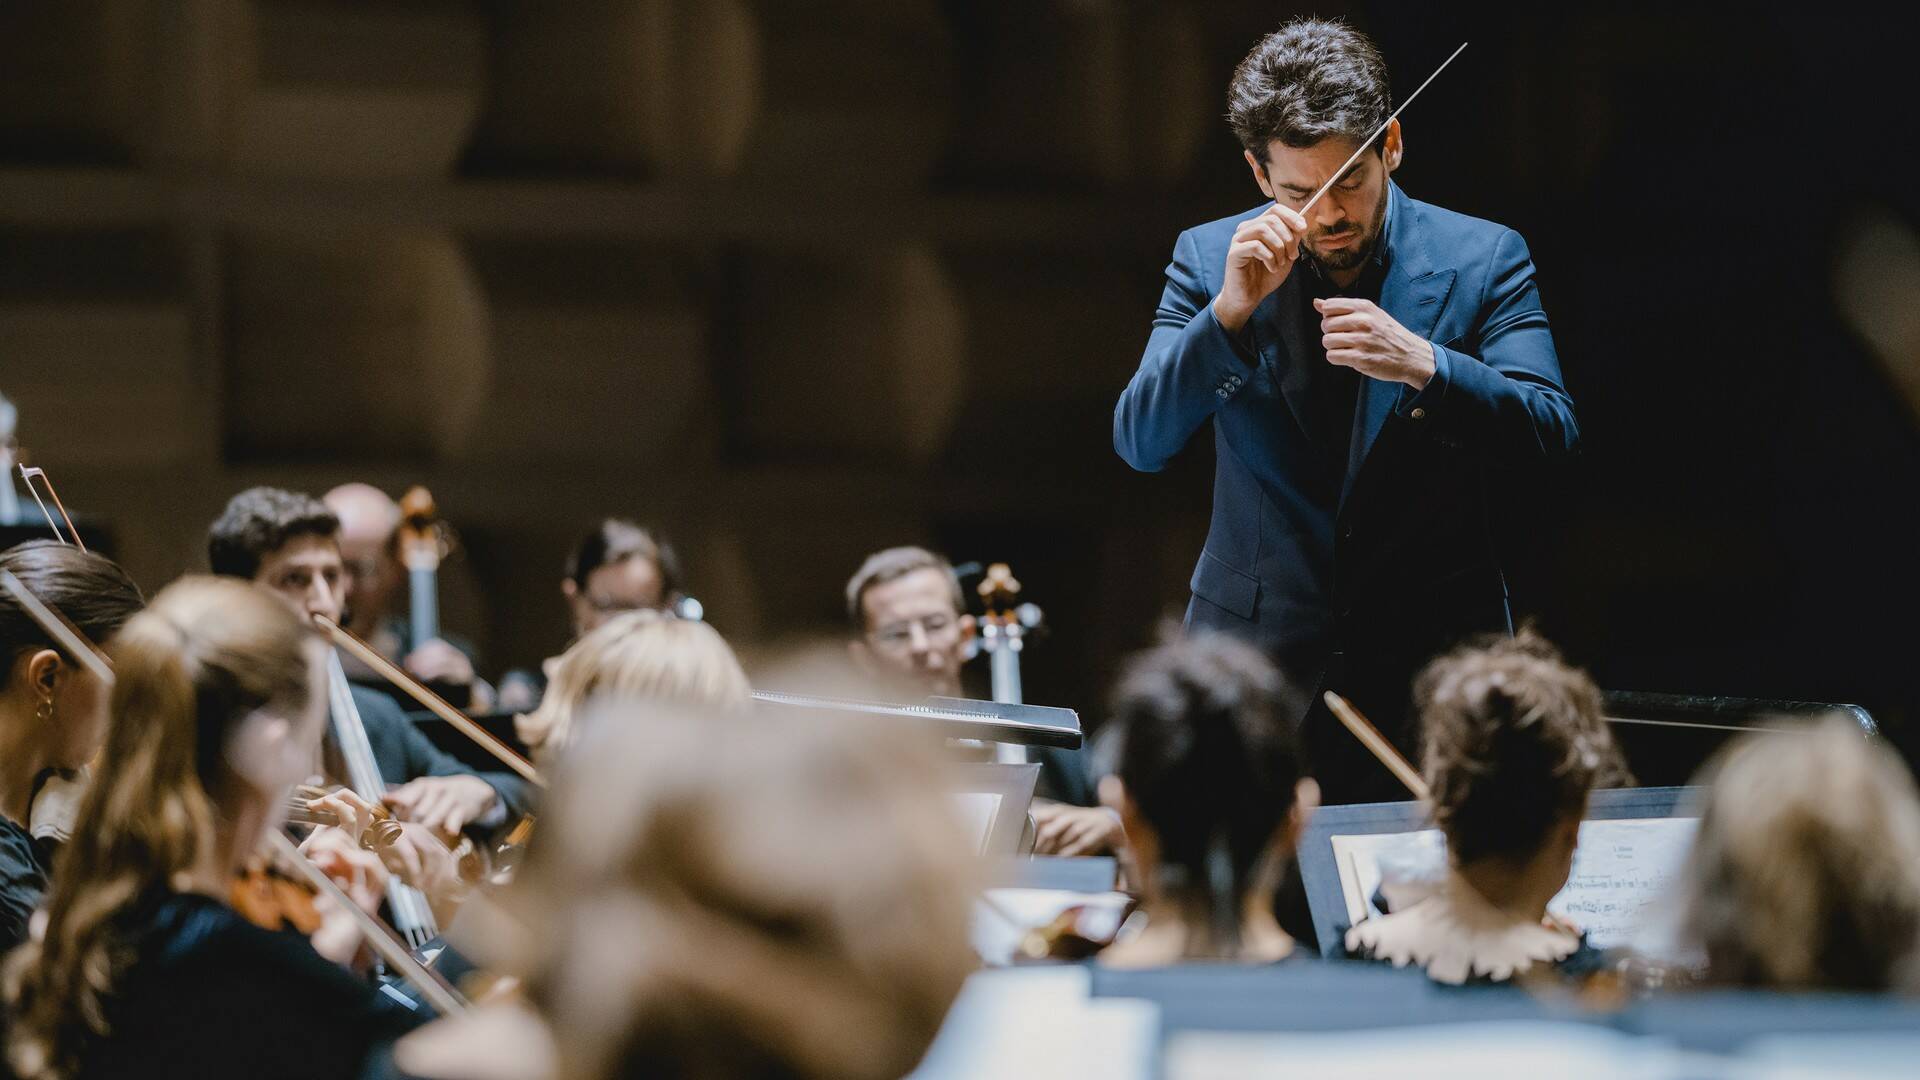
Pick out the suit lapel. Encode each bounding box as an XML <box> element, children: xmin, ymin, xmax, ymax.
<box><xmin>1339</xmin><ymin>185</ymin><xmax>1457</xmax><ymax>512</ymax></box>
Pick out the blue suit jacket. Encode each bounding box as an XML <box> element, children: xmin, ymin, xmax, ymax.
<box><xmin>1115</xmin><ymin>183</ymin><xmax>1578</xmax><ymax>797</ymax></box>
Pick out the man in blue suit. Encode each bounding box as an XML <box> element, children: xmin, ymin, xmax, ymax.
<box><xmin>1115</xmin><ymin>19</ymin><xmax>1579</xmax><ymax>802</ymax></box>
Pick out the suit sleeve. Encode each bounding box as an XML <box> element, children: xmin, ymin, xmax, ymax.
<box><xmin>362</xmin><ymin>693</ymin><xmax>536</xmax><ymax>821</ymax></box>
<box><xmin>1114</xmin><ymin>227</ymin><xmax>1261</xmax><ymax>472</ymax></box>
<box><xmin>1395</xmin><ymin>228</ymin><xmax>1579</xmax><ymax>461</ymax></box>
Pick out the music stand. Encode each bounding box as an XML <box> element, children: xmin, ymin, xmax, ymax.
<box><xmin>1297</xmin><ymin>785</ymin><xmax>1697</xmax><ymax>958</ymax></box>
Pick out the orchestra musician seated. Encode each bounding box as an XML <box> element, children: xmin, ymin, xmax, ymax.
<box><xmin>209</xmin><ymin>487</ymin><xmax>532</xmax><ymax>835</ymax></box>
<box><xmin>846</xmin><ymin>546</ymin><xmax>1121</xmax><ymax>857</ymax></box>
<box><xmin>1344</xmin><ymin>631</ymin><xmax>1629</xmax><ymax>985</ymax></box>
<box><xmin>1095</xmin><ymin>633</ymin><xmax>1320</xmax><ymax>966</ymax></box>
<box><xmin>0</xmin><ymin>540</ymin><xmax>143</xmax><ymax>952</ymax></box>
<box><xmin>324</xmin><ymin>483</ymin><xmax>494</xmax><ymax>712</ymax></box>
<box><xmin>515</xmin><ymin>609</ymin><xmax>750</xmax><ymax>756</ymax></box>
<box><xmin>1</xmin><ymin>577</ymin><xmax>448</xmax><ymax>1080</ymax></box>
<box><xmin>497</xmin><ymin>518</ymin><xmax>687</xmax><ymax>713</ymax></box>
<box><xmin>1672</xmin><ymin>715</ymin><xmax>1920</xmax><ymax>993</ymax></box>
<box><xmin>390</xmin><ymin>701</ymin><xmax>979</xmax><ymax>1080</ymax></box>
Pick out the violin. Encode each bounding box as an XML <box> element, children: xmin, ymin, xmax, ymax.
<box><xmin>230</xmin><ymin>858</ymin><xmax>325</xmax><ymax>935</ymax></box>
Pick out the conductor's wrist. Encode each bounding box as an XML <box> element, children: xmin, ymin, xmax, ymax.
<box><xmin>1211</xmin><ymin>293</ymin><xmax>1255</xmax><ymax>335</ymax></box>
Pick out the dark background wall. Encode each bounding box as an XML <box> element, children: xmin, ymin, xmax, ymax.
<box><xmin>2</xmin><ymin>2</ymin><xmax>1915</xmax><ymax>755</ymax></box>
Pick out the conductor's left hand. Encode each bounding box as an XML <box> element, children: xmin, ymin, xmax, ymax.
<box><xmin>1316</xmin><ymin>297</ymin><xmax>1436</xmax><ymax>389</ymax></box>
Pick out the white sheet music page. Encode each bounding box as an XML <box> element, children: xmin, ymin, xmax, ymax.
<box><xmin>1331</xmin><ymin>817</ymin><xmax>1699</xmax><ymax>949</ymax></box>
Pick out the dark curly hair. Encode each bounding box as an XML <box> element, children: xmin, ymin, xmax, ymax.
<box><xmin>1227</xmin><ymin>17</ymin><xmax>1390</xmax><ymax>164</ymax></box>
<box><xmin>206</xmin><ymin>487</ymin><xmax>338</xmax><ymax>581</ymax></box>
<box><xmin>1415</xmin><ymin>630</ymin><xmax>1628</xmax><ymax>864</ymax></box>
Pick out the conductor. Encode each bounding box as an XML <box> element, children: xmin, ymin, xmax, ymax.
<box><xmin>1114</xmin><ymin>18</ymin><xmax>1579</xmax><ymax>802</ymax></box>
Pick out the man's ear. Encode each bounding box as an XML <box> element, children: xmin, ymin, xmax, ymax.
<box><xmin>1244</xmin><ymin>148</ymin><xmax>1275</xmax><ymax>200</ymax></box>
<box><xmin>1382</xmin><ymin>118</ymin><xmax>1404</xmax><ymax>175</ymax></box>
<box><xmin>560</xmin><ymin>578</ymin><xmax>578</xmax><ymax>601</ymax></box>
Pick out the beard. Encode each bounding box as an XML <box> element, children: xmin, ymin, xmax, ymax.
<box><xmin>1301</xmin><ymin>180</ymin><xmax>1390</xmax><ymax>277</ymax></box>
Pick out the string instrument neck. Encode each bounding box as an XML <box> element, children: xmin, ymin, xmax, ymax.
<box><xmin>398</xmin><ymin>485</ymin><xmax>446</xmax><ymax>651</ymax></box>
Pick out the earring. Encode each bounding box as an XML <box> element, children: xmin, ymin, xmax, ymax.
<box><xmin>36</xmin><ymin>697</ymin><xmax>54</xmax><ymax>725</ymax></box>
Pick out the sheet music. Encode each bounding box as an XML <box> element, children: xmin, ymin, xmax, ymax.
<box><xmin>1330</xmin><ymin>817</ymin><xmax>1699</xmax><ymax>949</ymax></box>
<box><xmin>953</xmin><ymin>792</ymin><xmax>1004</xmax><ymax>855</ymax></box>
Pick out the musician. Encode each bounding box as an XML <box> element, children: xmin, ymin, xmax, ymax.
<box><xmin>1095</xmin><ymin>633</ymin><xmax>1319</xmax><ymax>966</ymax></box>
<box><xmin>0</xmin><ymin>541</ymin><xmax>143</xmax><ymax>951</ymax></box>
<box><xmin>1</xmin><ymin>577</ymin><xmax>416</xmax><ymax>1080</ymax></box>
<box><xmin>389</xmin><ymin>702</ymin><xmax>977</xmax><ymax>1080</ymax></box>
<box><xmin>1344</xmin><ymin>632</ymin><xmax>1626</xmax><ymax>985</ymax></box>
<box><xmin>561</xmin><ymin>518</ymin><xmax>684</xmax><ymax>638</ymax></box>
<box><xmin>1674</xmin><ymin>716</ymin><xmax>1920</xmax><ymax>992</ymax></box>
<box><xmin>208</xmin><ymin>487</ymin><xmax>532</xmax><ymax>833</ymax></box>
<box><xmin>1113</xmin><ymin>18</ymin><xmax>1579</xmax><ymax>803</ymax></box>
<box><xmin>846</xmin><ymin>546</ymin><xmax>1120</xmax><ymax>856</ymax></box>
<box><xmin>515</xmin><ymin>609</ymin><xmax>750</xmax><ymax>756</ymax></box>
<box><xmin>323</xmin><ymin>482</ymin><xmax>494</xmax><ymax>711</ymax></box>
<box><xmin>497</xmin><ymin>518</ymin><xmax>686</xmax><ymax>712</ymax></box>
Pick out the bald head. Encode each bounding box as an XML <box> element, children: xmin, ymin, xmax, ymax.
<box><xmin>324</xmin><ymin>482</ymin><xmax>403</xmax><ymax>633</ymax></box>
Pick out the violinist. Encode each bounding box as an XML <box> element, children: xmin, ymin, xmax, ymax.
<box><xmin>1343</xmin><ymin>631</ymin><xmax>1628</xmax><ymax>985</ymax></box>
<box><xmin>1</xmin><ymin>577</ymin><xmax>418</xmax><ymax>1080</ymax></box>
<box><xmin>0</xmin><ymin>541</ymin><xmax>143</xmax><ymax>951</ymax></box>
<box><xmin>390</xmin><ymin>701</ymin><xmax>977</xmax><ymax>1080</ymax></box>
<box><xmin>323</xmin><ymin>483</ymin><xmax>493</xmax><ymax>711</ymax></box>
<box><xmin>1095</xmin><ymin>633</ymin><xmax>1319</xmax><ymax>967</ymax></box>
<box><xmin>845</xmin><ymin>546</ymin><xmax>1120</xmax><ymax>856</ymax></box>
<box><xmin>208</xmin><ymin>488</ymin><xmax>532</xmax><ymax>835</ymax></box>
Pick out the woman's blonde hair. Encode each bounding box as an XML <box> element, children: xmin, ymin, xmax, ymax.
<box><xmin>518</xmin><ymin>611</ymin><xmax>750</xmax><ymax>753</ymax></box>
<box><xmin>1677</xmin><ymin>716</ymin><xmax>1920</xmax><ymax>992</ymax></box>
<box><xmin>4</xmin><ymin>577</ymin><xmax>314</xmax><ymax>1080</ymax></box>
<box><xmin>507</xmin><ymin>703</ymin><xmax>978</xmax><ymax>1080</ymax></box>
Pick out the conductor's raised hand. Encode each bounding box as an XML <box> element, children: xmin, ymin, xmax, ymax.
<box><xmin>1315</xmin><ymin>297</ymin><xmax>1437</xmax><ymax>389</ymax></box>
<box><xmin>1213</xmin><ymin>204</ymin><xmax>1308</xmax><ymax>334</ymax></box>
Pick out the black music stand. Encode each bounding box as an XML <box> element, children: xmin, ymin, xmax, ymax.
<box><xmin>750</xmin><ymin>690</ymin><xmax>1083</xmax><ymax>749</ymax></box>
<box><xmin>1604</xmin><ymin>692</ymin><xmax>1877</xmax><ymax>787</ymax></box>
<box><xmin>405</xmin><ymin>710</ymin><xmax>531</xmax><ymax>773</ymax></box>
<box><xmin>1297</xmin><ymin>785</ymin><xmax>1696</xmax><ymax>958</ymax></box>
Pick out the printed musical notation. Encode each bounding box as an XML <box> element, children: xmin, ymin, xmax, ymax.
<box><xmin>1332</xmin><ymin>817</ymin><xmax>1700</xmax><ymax>949</ymax></box>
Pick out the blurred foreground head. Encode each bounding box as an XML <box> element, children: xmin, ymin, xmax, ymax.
<box><xmin>1677</xmin><ymin>716</ymin><xmax>1920</xmax><ymax>992</ymax></box>
<box><xmin>517</xmin><ymin>610</ymin><xmax>751</xmax><ymax>755</ymax></box>
<box><xmin>510</xmin><ymin>700</ymin><xmax>979</xmax><ymax>1080</ymax></box>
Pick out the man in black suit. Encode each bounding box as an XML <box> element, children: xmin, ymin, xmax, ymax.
<box><xmin>1115</xmin><ymin>19</ymin><xmax>1579</xmax><ymax>801</ymax></box>
<box><xmin>208</xmin><ymin>487</ymin><xmax>533</xmax><ymax>832</ymax></box>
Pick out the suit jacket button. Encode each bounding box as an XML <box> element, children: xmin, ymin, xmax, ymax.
<box><xmin>1409</xmin><ymin>407</ymin><xmax>1427</xmax><ymax>420</ymax></box>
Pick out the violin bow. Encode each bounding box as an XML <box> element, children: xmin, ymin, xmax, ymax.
<box><xmin>1323</xmin><ymin>690</ymin><xmax>1430</xmax><ymax>801</ymax></box>
<box><xmin>1297</xmin><ymin>42</ymin><xmax>1468</xmax><ymax>216</ymax></box>
<box><xmin>0</xmin><ymin>569</ymin><xmax>116</xmax><ymax>685</ymax></box>
<box><xmin>17</xmin><ymin>464</ymin><xmax>86</xmax><ymax>552</ymax></box>
<box><xmin>265</xmin><ymin>830</ymin><xmax>469</xmax><ymax>1015</ymax></box>
<box><xmin>312</xmin><ymin>614</ymin><xmax>545</xmax><ymax>788</ymax></box>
